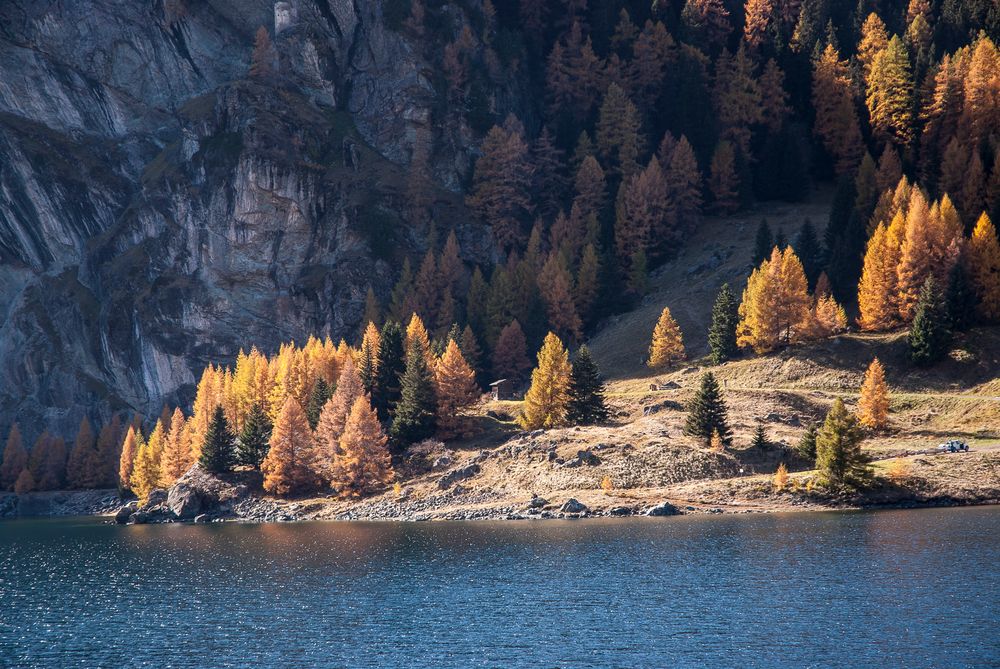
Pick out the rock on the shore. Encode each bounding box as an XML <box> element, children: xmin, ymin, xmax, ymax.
<box><xmin>560</xmin><ymin>498</ymin><xmax>589</xmax><ymax>514</ymax></box>
<box><xmin>168</xmin><ymin>484</ymin><xmax>203</xmax><ymax>519</ymax></box>
<box><xmin>115</xmin><ymin>501</ymin><xmax>138</xmax><ymax>524</ymax></box>
<box><xmin>644</xmin><ymin>501</ymin><xmax>680</xmax><ymax>517</ymax></box>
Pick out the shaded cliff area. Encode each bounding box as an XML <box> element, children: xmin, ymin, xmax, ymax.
<box><xmin>0</xmin><ymin>0</ymin><xmax>513</xmax><ymax>436</ymax></box>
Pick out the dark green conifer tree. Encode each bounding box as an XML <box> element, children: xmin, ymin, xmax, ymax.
<box><xmin>306</xmin><ymin>378</ymin><xmax>332</xmax><ymax>430</ymax></box>
<box><xmin>708</xmin><ymin>283</ymin><xmax>739</xmax><ymax>364</ymax></box>
<box><xmin>567</xmin><ymin>346</ymin><xmax>610</xmax><ymax>425</ymax></box>
<box><xmin>908</xmin><ymin>277</ymin><xmax>951</xmax><ymax>366</ymax></box>
<box><xmin>390</xmin><ymin>339</ymin><xmax>437</xmax><ymax>445</ymax></box>
<box><xmin>750</xmin><ymin>423</ymin><xmax>768</xmax><ymax>451</ymax></box>
<box><xmin>753</xmin><ymin>219</ymin><xmax>773</xmax><ymax>266</ymax></box>
<box><xmin>946</xmin><ymin>263</ymin><xmax>976</xmax><ymax>332</ymax></box>
<box><xmin>373</xmin><ymin>321</ymin><xmax>406</xmax><ymax>421</ymax></box>
<box><xmin>793</xmin><ymin>219</ymin><xmax>823</xmax><ymax>287</ymax></box>
<box><xmin>815</xmin><ymin>398</ymin><xmax>870</xmax><ymax>489</ymax></box>
<box><xmin>684</xmin><ymin>372</ymin><xmax>732</xmax><ymax>445</ymax></box>
<box><xmin>796</xmin><ymin>423</ymin><xmax>818</xmax><ymax>461</ymax></box>
<box><xmin>774</xmin><ymin>228</ymin><xmax>788</xmax><ymax>251</ymax></box>
<box><xmin>236</xmin><ymin>403</ymin><xmax>272</xmax><ymax>469</ymax></box>
<box><xmin>200</xmin><ymin>406</ymin><xmax>235</xmax><ymax>474</ymax></box>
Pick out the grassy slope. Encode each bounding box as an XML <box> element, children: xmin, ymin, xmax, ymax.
<box><xmin>280</xmin><ymin>191</ymin><xmax>1000</xmax><ymax>519</ymax></box>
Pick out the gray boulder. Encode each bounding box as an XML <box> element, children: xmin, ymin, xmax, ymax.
<box><xmin>560</xmin><ymin>498</ymin><xmax>589</xmax><ymax>514</ymax></box>
<box><xmin>527</xmin><ymin>495</ymin><xmax>548</xmax><ymax>509</ymax></box>
<box><xmin>114</xmin><ymin>501</ymin><xmax>138</xmax><ymax>524</ymax></box>
<box><xmin>644</xmin><ymin>501</ymin><xmax>680</xmax><ymax>517</ymax></box>
<box><xmin>167</xmin><ymin>484</ymin><xmax>203</xmax><ymax>519</ymax></box>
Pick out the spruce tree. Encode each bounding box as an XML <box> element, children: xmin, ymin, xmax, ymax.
<box><xmin>796</xmin><ymin>424</ymin><xmax>818</xmax><ymax>461</ymax></box>
<box><xmin>750</xmin><ymin>423</ymin><xmax>768</xmax><ymax>451</ymax></box>
<box><xmin>567</xmin><ymin>346</ymin><xmax>609</xmax><ymax>425</ymax></box>
<box><xmin>908</xmin><ymin>277</ymin><xmax>951</xmax><ymax>367</ymax></box>
<box><xmin>752</xmin><ymin>219</ymin><xmax>773</xmax><ymax>266</ymax></box>
<box><xmin>373</xmin><ymin>321</ymin><xmax>406</xmax><ymax>421</ymax></box>
<box><xmin>684</xmin><ymin>372</ymin><xmax>732</xmax><ymax>445</ymax></box>
<box><xmin>708</xmin><ymin>283</ymin><xmax>739</xmax><ymax>364</ymax></box>
<box><xmin>946</xmin><ymin>263</ymin><xmax>976</xmax><ymax>332</ymax></box>
<box><xmin>306</xmin><ymin>378</ymin><xmax>332</xmax><ymax>430</ymax></box>
<box><xmin>199</xmin><ymin>406</ymin><xmax>236</xmax><ymax>474</ymax></box>
<box><xmin>390</xmin><ymin>339</ymin><xmax>437</xmax><ymax>445</ymax></box>
<box><xmin>815</xmin><ymin>398</ymin><xmax>870</xmax><ymax>489</ymax></box>
<box><xmin>237</xmin><ymin>404</ymin><xmax>273</xmax><ymax>469</ymax></box>
<box><xmin>793</xmin><ymin>220</ymin><xmax>823</xmax><ymax>287</ymax></box>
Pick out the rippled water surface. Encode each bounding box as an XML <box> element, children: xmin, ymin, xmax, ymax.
<box><xmin>2</xmin><ymin>507</ymin><xmax>999</xmax><ymax>668</ymax></box>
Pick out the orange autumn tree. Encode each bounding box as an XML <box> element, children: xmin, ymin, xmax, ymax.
<box><xmin>812</xmin><ymin>43</ymin><xmax>864</xmax><ymax>174</ymax></box>
<box><xmin>261</xmin><ymin>397</ymin><xmax>321</xmax><ymax>496</ymax></box>
<box><xmin>314</xmin><ymin>356</ymin><xmax>366</xmax><ymax>480</ymax></box>
<box><xmin>130</xmin><ymin>420</ymin><xmax>164</xmax><ymax>503</ymax></box>
<box><xmin>897</xmin><ymin>191</ymin><xmax>963</xmax><ymax>320</ymax></box>
<box><xmin>858</xmin><ymin>218</ymin><xmax>903</xmax><ymax>330</ymax></box>
<box><xmin>966</xmin><ymin>212</ymin><xmax>1000</xmax><ymax>321</ymax></box>
<box><xmin>518</xmin><ymin>332</ymin><xmax>573</xmax><ymax>430</ymax></box>
<box><xmin>435</xmin><ymin>339</ymin><xmax>481</xmax><ymax>439</ymax></box>
<box><xmin>648</xmin><ymin>306</ymin><xmax>686</xmax><ymax>368</ymax></box>
<box><xmin>737</xmin><ymin>247</ymin><xmax>812</xmax><ymax>353</ymax></box>
<box><xmin>66</xmin><ymin>417</ymin><xmax>98</xmax><ymax>489</ymax></box>
<box><xmin>330</xmin><ymin>396</ymin><xmax>394</xmax><ymax>498</ymax></box>
<box><xmin>857</xmin><ymin>358</ymin><xmax>890</xmax><ymax>430</ymax></box>
<box><xmin>160</xmin><ymin>407</ymin><xmax>191</xmax><ymax>486</ymax></box>
<box><xmin>405</xmin><ymin>313</ymin><xmax>434</xmax><ymax>366</ymax></box>
<box><xmin>118</xmin><ymin>425</ymin><xmax>142</xmax><ymax>492</ymax></box>
<box><xmin>810</xmin><ymin>294</ymin><xmax>848</xmax><ymax>338</ymax></box>
<box><xmin>0</xmin><ymin>424</ymin><xmax>28</xmax><ymax>491</ymax></box>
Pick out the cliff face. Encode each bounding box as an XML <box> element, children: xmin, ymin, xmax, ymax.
<box><xmin>0</xmin><ymin>0</ymin><xmax>505</xmax><ymax>436</ymax></box>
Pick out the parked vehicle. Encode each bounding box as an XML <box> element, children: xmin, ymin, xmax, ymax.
<box><xmin>937</xmin><ymin>440</ymin><xmax>969</xmax><ymax>453</ymax></box>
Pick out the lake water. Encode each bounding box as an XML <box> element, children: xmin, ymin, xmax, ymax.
<box><xmin>1</xmin><ymin>508</ymin><xmax>998</xmax><ymax>668</ymax></box>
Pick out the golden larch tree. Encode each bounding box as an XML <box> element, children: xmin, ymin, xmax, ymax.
<box><xmin>518</xmin><ymin>332</ymin><xmax>573</xmax><ymax>430</ymax></box>
<box><xmin>857</xmin><ymin>358</ymin><xmax>890</xmax><ymax>431</ymax></box>
<box><xmin>435</xmin><ymin>340</ymin><xmax>480</xmax><ymax>439</ymax></box>
<box><xmin>648</xmin><ymin>306</ymin><xmax>686</xmax><ymax>368</ymax></box>
<box><xmin>130</xmin><ymin>420</ymin><xmax>164</xmax><ymax>503</ymax></box>
<box><xmin>966</xmin><ymin>212</ymin><xmax>1000</xmax><ymax>321</ymax></box>
<box><xmin>0</xmin><ymin>424</ymin><xmax>28</xmax><ymax>491</ymax></box>
<box><xmin>858</xmin><ymin>220</ymin><xmax>901</xmax><ymax>330</ymax></box>
<box><xmin>330</xmin><ymin>396</ymin><xmax>394</xmax><ymax>498</ymax></box>
<box><xmin>738</xmin><ymin>247</ymin><xmax>812</xmax><ymax>352</ymax></box>
<box><xmin>812</xmin><ymin>44</ymin><xmax>864</xmax><ymax>174</ymax></box>
<box><xmin>405</xmin><ymin>313</ymin><xmax>434</xmax><ymax>367</ymax></box>
<box><xmin>117</xmin><ymin>425</ymin><xmax>141</xmax><ymax>492</ymax></box>
<box><xmin>160</xmin><ymin>407</ymin><xmax>191</xmax><ymax>487</ymax></box>
<box><xmin>66</xmin><ymin>417</ymin><xmax>96</xmax><ymax>489</ymax></box>
<box><xmin>810</xmin><ymin>294</ymin><xmax>848</xmax><ymax>338</ymax></box>
<box><xmin>314</xmin><ymin>356</ymin><xmax>366</xmax><ymax>478</ymax></box>
<box><xmin>261</xmin><ymin>397</ymin><xmax>321</xmax><ymax>496</ymax></box>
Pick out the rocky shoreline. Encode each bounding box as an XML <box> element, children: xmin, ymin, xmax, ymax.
<box><xmin>4</xmin><ymin>456</ymin><xmax>998</xmax><ymax>525</ymax></box>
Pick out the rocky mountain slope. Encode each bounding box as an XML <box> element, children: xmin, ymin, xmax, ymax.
<box><xmin>0</xmin><ymin>0</ymin><xmax>509</xmax><ymax>435</ymax></box>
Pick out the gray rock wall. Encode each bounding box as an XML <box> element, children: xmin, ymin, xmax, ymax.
<box><xmin>0</xmin><ymin>0</ymin><xmax>511</xmax><ymax>438</ymax></box>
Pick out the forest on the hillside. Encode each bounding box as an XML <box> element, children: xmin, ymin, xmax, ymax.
<box><xmin>2</xmin><ymin>0</ymin><xmax>999</xmax><ymax>498</ymax></box>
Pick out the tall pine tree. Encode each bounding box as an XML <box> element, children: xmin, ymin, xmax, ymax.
<box><xmin>390</xmin><ymin>338</ymin><xmax>438</xmax><ymax>445</ymax></box>
<box><xmin>708</xmin><ymin>283</ymin><xmax>739</xmax><ymax>364</ymax></box>
<box><xmin>684</xmin><ymin>372</ymin><xmax>732</xmax><ymax>445</ymax></box>
<box><xmin>908</xmin><ymin>276</ymin><xmax>951</xmax><ymax>366</ymax></box>
<box><xmin>236</xmin><ymin>403</ymin><xmax>273</xmax><ymax>469</ymax></box>
<box><xmin>199</xmin><ymin>406</ymin><xmax>236</xmax><ymax>474</ymax></box>
<box><xmin>567</xmin><ymin>346</ymin><xmax>610</xmax><ymax>425</ymax></box>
